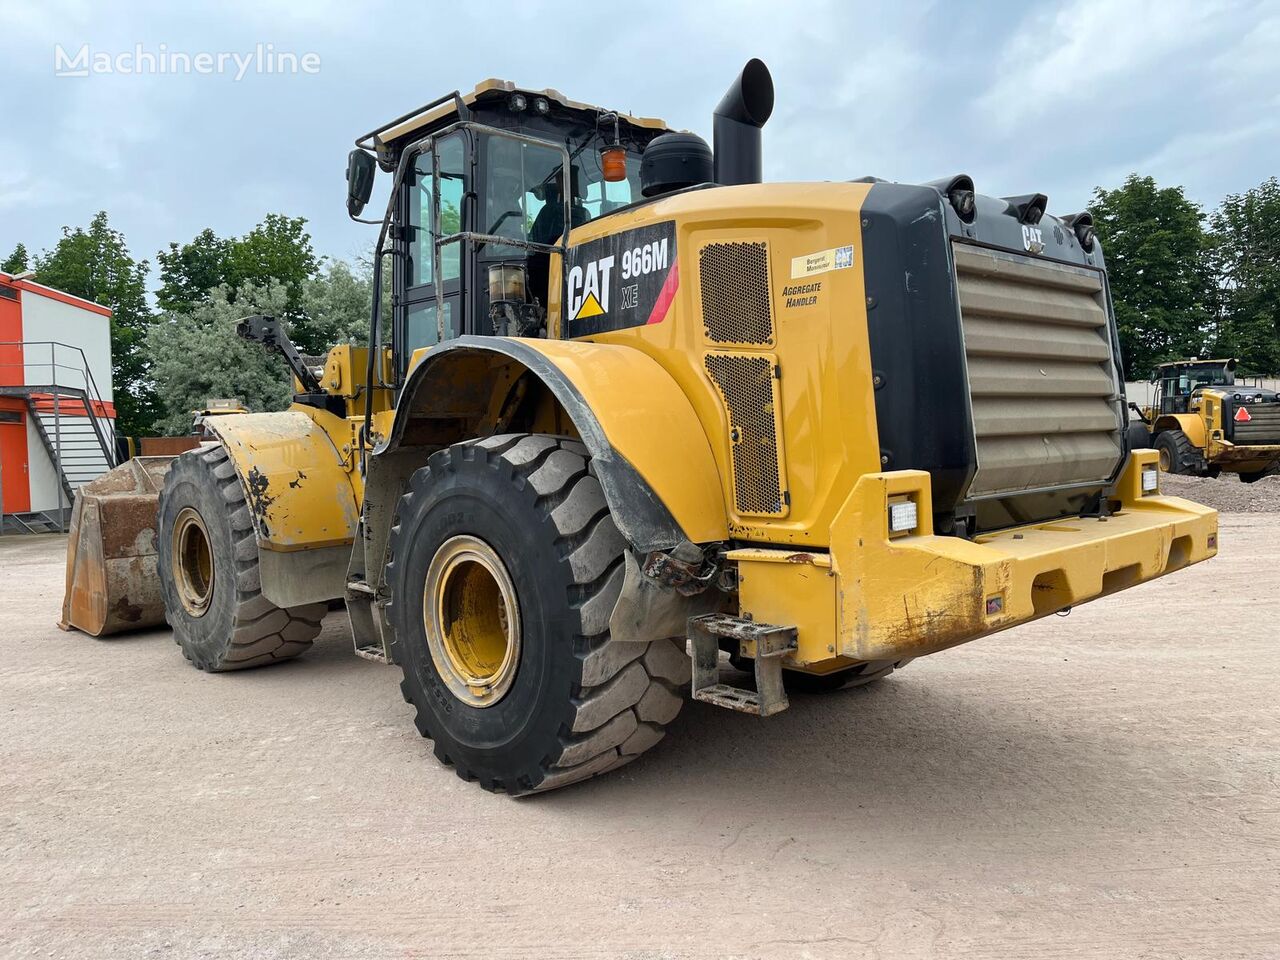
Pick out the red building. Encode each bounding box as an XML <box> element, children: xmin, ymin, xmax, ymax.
<box><xmin>0</xmin><ymin>270</ymin><xmax>116</xmax><ymax>530</ymax></box>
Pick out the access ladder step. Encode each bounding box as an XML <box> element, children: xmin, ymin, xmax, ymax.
<box><xmin>688</xmin><ymin>613</ymin><xmax>797</xmax><ymax>717</ymax></box>
<box><xmin>346</xmin><ymin>579</ymin><xmax>392</xmax><ymax>664</ymax></box>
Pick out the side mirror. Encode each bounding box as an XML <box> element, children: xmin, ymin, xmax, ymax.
<box><xmin>346</xmin><ymin>149</ymin><xmax>376</xmax><ymax>218</ymax></box>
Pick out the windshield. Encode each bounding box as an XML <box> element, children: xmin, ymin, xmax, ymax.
<box><xmin>1181</xmin><ymin>364</ymin><xmax>1232</xmax><ymax>391</ymax></box>
<box><xmin>483</xmin><ymin>134</ymin><xmax>642</xmax><ymax>252</ymax></box>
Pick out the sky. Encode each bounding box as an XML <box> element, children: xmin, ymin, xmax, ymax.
<box><xmin>1</xmin><ymin>0</ymin><xmax>1277</xmax><ymax>288</ymax></box>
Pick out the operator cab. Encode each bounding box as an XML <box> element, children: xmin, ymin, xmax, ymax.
<box><xmin>1153</xmin><ymin>358</ymin><xmax>1237</xmax><ymax>415</ymax></box>
<box><xmin>350</xmin><ymin>80</ymin><xmax>671</xmax><ymax>379</ymax></box>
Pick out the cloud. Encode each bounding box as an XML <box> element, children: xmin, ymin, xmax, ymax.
<box><xmin>0</xmin><ymin>0</ymin><xmax>1277</xmax><ymax>277</ymax></box>
<box><xmin>978</xmin><ymin>0</ymin><xmax>1232</xmax><ymax>131</ymax></box>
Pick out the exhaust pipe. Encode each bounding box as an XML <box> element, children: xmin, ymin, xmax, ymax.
<box><xmin>713</xmin><ymin>58</ymin><xmax>774</xmax><ymax>186</ymax></box>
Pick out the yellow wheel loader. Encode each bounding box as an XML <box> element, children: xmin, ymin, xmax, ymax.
<box><xmin>63</xmin><ymin>60</ymin><xmax>1219</xmax><ymax>794</ymax></box>
<box><xmin>1128</xmin><ymin>358</ymin><xmax>1280</xmax><ymax>482</ymax></box>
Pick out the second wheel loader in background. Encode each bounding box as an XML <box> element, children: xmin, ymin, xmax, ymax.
<box><xmin>1129</xmin><ymin>358</ymin><xmax>1280</xmax><ymax>482</ymax></box>
<box><xmin>62</xmin><ymin>59</ymin><xmax>1218</xmax><ymax>795</ymax></box>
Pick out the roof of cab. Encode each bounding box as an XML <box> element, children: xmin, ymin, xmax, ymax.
<box><xmin>1155</xmin><ymin>358</ymin><xmax>1237</xmax><ymax>369</ymax></box>
<box><xmin>365</xmin><ymin>78</ymin><xmax>669</xmax><ymax>151</ymax></box>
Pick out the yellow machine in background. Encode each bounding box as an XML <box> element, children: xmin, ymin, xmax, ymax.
<box><xmin>64</xmin><ymin>60</ymin><xmax>1218</xmax><ymax>795</ymax></box>
<box><xmin>1129</xmin><ymin>358</ymin><xmax>1280</xmax><ymax>482</ymax></box>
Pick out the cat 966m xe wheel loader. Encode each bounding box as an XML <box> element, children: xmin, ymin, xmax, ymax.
<box><xmin>62</xmin><ymin>60</ymin><xmax>1218</xmax><ymax>794</ymax></box>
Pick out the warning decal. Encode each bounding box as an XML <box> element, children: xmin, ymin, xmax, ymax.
<box><xmin>575</xmin><ymin>292</ymin><xmax>605</xmax><ymax>319</ymax></box>
<box><xmin>565</xmin><ymin>220</ymin><xmax>678</xmax><ymax>338</ymax></box>
<box><xmin>1235</xmin><ymin>406</ymin><xmax>1252</xmax><ymax>422</ymax></box>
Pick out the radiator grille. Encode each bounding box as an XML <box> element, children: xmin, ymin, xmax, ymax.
<box><xmin>704</xmin><ymin>353</ymin><xmax>787</xmax><ymax>516</ymax></box>
<box><xmin>1234</xmin><ymin>404</ymin><xmax>1280</xmax><ymax>445</ymax></box>
<box><xmin>699</xmin><ymin>241</ymin><xmax>774</xmax><ymax>345</ymax></box>
<box><xmin>953</xmin><ymin>243</ymin><xmax>1123</xmax><ymax>498</ymax></box>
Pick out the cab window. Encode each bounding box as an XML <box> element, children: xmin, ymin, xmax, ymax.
<box><xmin>483</xmin><ymin>136</ymin><xmax>574</xmax><ymax>251</ymax></box>
<box><xmin>409</xmin><ymin>134</ymin><xmax>465</xmax><ymax>287</ymax></box>
<box><xmin>405</xmin><ymin>300</ymin><xmax>455</xmax><ymax>349</ymax></box>
<box><xmin>578</xmin><ymin>153</ymin><xmax>641</xmax><ymax>218</ymax></box>
<box><xmin>483</xmin><ymin>136</ymin><xmax>643</xmax><ymax>249</ymax></box>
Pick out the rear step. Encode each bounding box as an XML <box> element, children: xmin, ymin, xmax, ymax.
<box><xmin>688</xmin><ymin>613</ymin><xmax>797</xmax><ymax>717</ymax></box>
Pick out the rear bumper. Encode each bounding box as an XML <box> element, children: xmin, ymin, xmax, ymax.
<box><xmin>732</xmin><ymin>451</ymin><xmax>1217</xmax><ymax>665</ymax></box>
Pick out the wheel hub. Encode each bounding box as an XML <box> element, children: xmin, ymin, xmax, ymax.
<box><xmin>424</xmin><ymin>535</ymin><xmax>521</xmax><ymax>708</ymax></box>
<box><xmin>1158</xmin><ymin>446</ymin><xmax>1172</xmax><ymax>472</ymax></box>
<box><xmin>172</xmin><ymin>506</ymin><xmax>214</xmax><ymax>617</ymax></box>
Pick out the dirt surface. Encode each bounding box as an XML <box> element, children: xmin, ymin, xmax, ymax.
<box><xmin>1161</xmin><ymin>471</ymin><xmax>1280</xmax><ymax>512</ymax></box>
<box><xmin>2</xmin><ymin>520</ymin><xmax>1278</xmax><ymax>960</ymax></box>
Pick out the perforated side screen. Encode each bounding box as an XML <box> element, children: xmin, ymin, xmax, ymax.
<box><xmin>698</xmin><ymin>241</ymin><xmax>774</xmax><ymax>345</ymax></box>
<box><xmin>704</xmin><ymin>353</ymin><xmax>787</xmax><ymax>517</ymax></box>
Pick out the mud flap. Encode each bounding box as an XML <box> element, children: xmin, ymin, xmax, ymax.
<box><xmin>60</xmin><ymin>457</ymin><xmax>174</xmax><ymax>637</ymax></box>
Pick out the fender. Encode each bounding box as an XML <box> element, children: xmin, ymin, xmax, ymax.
<box><xmin>377</xmin><ymin>335</ymin><xmax>728</xmax><ymax>552</ymax></box>
<box><xmin>206</xmin><ymin>410</ymin><xmax>360</xmax><ymax>608</ymax></box>
<box><xmin>1153</xmin><ymin>412</ymin><xmax>1206</xmax><ymax>449</ymax></box>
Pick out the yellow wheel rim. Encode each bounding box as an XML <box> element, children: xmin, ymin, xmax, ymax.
<box><xmin>172</xmin><ymin>507</ymin><xmax>215</xmax><ymax>617</ymax></box>
<box><xmin>424</xmin><ymin>535</ymin><xmax>521</xmax><ymax>708</ymax></box>
<box><xmin>1158</xmin><ymin>446</ymin><xmax>1172</xmax><ymax>472</ymax></box>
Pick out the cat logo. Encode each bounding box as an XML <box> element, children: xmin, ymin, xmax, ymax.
<box><xmin>567</xmin><ymin>255</ymin><xmax>614</xmax><ymax>320</ymax></box>
<box><xmin>1022</xmin><ymin>224</ymin><xmax>1045</xmax><ymax>254</ymax></box>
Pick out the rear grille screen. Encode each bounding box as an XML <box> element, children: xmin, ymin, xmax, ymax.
<box><xmin>953</xmin><ymin>243</ymin><xmax>1123</xmax><ymax>498</ymax></box>
<box><xmin>1234</xmin><ymin>404</ymin><xmax>1280</xmax><ymax>445</ymax></box>
<box><xmin>704</xmin><ymin>353</ymin><xmax>787</xmax><ymax>517</ymax></box>
<box><xmin>699</xmin><ymin>241</ymin><xmax>774</xmax><ymax>346</ymax></box>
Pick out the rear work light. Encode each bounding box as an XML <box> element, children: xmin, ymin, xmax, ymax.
<box><xmin>889</xmin><ymin>499</ymin><xmax>918</xmax><ymax>534</ymax></box>
<box><xmin>1141</xmin><ymin>467</ymin><xmax>1159</xmax><ymax>494</ymax></box>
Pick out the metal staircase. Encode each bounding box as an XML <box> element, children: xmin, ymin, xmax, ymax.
<box><xmin>1</xmin><ymin>341</ymin><xmax>118</xmax><ymax>533</ymax></box>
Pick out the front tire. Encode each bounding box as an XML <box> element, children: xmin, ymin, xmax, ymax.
<box><xmin>1155</xmin><ymin>429</ymin><xmax>1197</xmax><ymax>475</ymax></box>
<box><xmin>157</xmin><ymin>445</ymin><xmax>326</xmax><ymax>671</ymax></box>
<box><xmin>387</xmin><ymin>435</ymin><xmax>689</xmax><ymax>795</ymax></box>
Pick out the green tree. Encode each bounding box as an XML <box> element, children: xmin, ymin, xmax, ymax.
<box><xmin>33</xmin><ymin>212</ymin><xmax>158</xmax><ymax>436</ymax></box>
<box><xmin>2</xmin><ymin>243</ymin><xmax>29</xmax><ymax>274</ymax></box>
<box><xmin>145</xmin><ymin>281</ymin><xmax>294</xmax><ymax>435</ymax></box>
<box><xmin>356</xmin><ymin>247</ymin><xmax>393</xmax><ymax>335</ymax></box>
<box><xmin>226</xmin><ymin>214</ymin><xmax>318</xmax><ymax>327</ymax></box>
<box><xmin>156</xmin><ymin>228</ymin><xmax>233</xmax><ymax>313</ymax></box>
<box><xmin>157</xmin><ymin>215</ymin><xmax>323</xmax><ymax>348</ymax></box>
<box><xmin>298</xmin><ymin>259</ymin><xmax>372</xmax><ymax>350</ymax></box>
<box><xmin>1091</xmin><ymin>175</ymin><xmax>1215</xmax><ymax>379</ymax></box>
<box><xmin>1207</xmin><ymin>176</ymin><xmax>1280</xmax><ymax>373</ymax></box>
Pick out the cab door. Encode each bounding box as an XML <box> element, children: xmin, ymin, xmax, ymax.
<box><xmin>395</xmin><ymin>132</ymin><xmax>469</xmax><ymax>376</ymax></box>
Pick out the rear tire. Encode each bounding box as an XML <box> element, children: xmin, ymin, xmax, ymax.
<box><xmin>1126</xmin><ymin>422</ymin><xmax>1152</xmax><ymax>451</ymax></box>
<box><xmin>387</xmin><ymin>434</ymin><xmax>690</xmax><ymax>795</ymax></box>
<box><xmin>1240</xmin><ymin>463</ymin><xmax>1280</xmax><ymax>484</ymax></box>
<box><xmin>782</xmin><ymin>659</ymin><xmax>910</xmax><ymax>693</ymax></box>
<box><xmin>1155</xmin><ymin>429</ymin><xmax>1197</xmax><ymax>475</ymax></box>
<box><xmin>157</xmin><ymin>445</ymin><xmax>326</xmax><ymax>671</ymax></box>
<box><xmin>729</xmin><ymin>654</ymin><xmax>909</xmax><ymax>692</ymax></box>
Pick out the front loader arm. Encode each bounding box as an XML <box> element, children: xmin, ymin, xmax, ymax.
<box><xmin>236</xmin><ymin>314</ymin><xmax>321</xmax><ymax>393</ymax></box>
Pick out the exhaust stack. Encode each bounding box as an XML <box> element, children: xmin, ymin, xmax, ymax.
<box><xmin>713</xmin><ymin>59</ymin><xmax>774</xmax><ymax>186</ymax></box>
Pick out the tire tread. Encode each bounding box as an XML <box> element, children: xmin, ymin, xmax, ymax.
<box><xmin>388</xmin><ymin>434</ymin><xmax>690</xmax><ymax>795</ymax></box>
<box><xmin>159</xmin><ymin>444</ymin><xmax>325</xmax><ymax>672</ymax></box>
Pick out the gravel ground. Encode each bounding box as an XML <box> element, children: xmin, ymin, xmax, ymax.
<box><xmin>2</xmin><ymin>515</ymin><xmax>1278</xmax><ymax>960</ymax></box>
<box><xmin>1161</xmin><ymin>471</ymin><xmax>1280</xmax><ymax>512</ymax></box>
